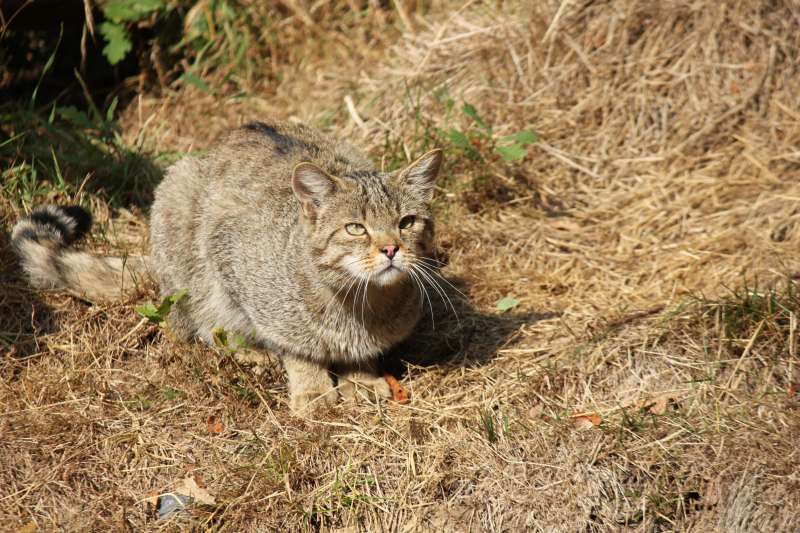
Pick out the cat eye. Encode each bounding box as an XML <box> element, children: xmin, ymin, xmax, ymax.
<box><xmin>345</xmin><ymin>223</ymin><xmax>367</xmax><ymax>236</ymax></box>
<box><xmin>399</xmin><ymin>215</ymin><xmax>416</xmax><ymax>230</ymax></box>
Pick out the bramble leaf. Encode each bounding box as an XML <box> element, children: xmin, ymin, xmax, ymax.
<box><xmin>181</xmin><ymin>72</ymin><xmax>213</xmax><ymax>94</ymax></box>
<box><xmin>502</xmin><ymin>130</ymin><xmax>538</xmax><ymax>145</ymax></box>
<box><xmin>496</xmin><ymin>296</ymin><xmax>519</xmax><ymax>311</ymax></box>
<box><xmin>461</xmin><ymin>103</ymin><xmax>491</xmax><ymax>133</ymax></box>
<box><xmin>445</xmin><ymin>128</ymin><xmax>471</xmax><ymax>149</ymax></box>
<box><xmin>103</xmin><ymin>0</ymin><xmax>164</xmax><ymax>22</ymax></box>
<box><xmin>135</xmin><ymin>289</ymin><xmax>187</xmax><ymax>325</ymax></box>
<box><xmin>99</xmin><ymin>22</ymin><xmax>132</xmax><ymax>65</ymax></box>
<box><xmin>495</xmin><ymin>144</ymin><xmax>527</xmax><ymax>162</ymax></box>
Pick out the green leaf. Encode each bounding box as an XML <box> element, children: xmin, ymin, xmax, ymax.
<box><xmin>156</xmin><ymin>288</ymin><xmax>187</xmax><ymax>317</ymax></box>
<box><xmin>135</xmin><ymin>289</ymin><xmax>187</xmax><ymax>325</ymax></box>
<box><xmin>496</xmin><ymin>296</ymin><xmax>520</xmax><ymax>312</ymax></box>
<box><xmin>218</xmin><ymin>0</ymin><xmax>236</xmax><ymax>20</ymax></box>
<box><xmin>99</xmin><ymin>22</ymin><xmax>132</xmax><ymax>65</ymax></box>
<box><xmin>181</xmin><ymin>72</ymin><xmax>213</xmax><ymax>94</ymax></box>
<box><xmin>461</xmin><ymin>103</ymin><xmax>491</xmax><ymax>133</ymax></box>
<box><xmin>481</xmin><ymin>410</ymin><xmax>497</xmax><ymax>444</ymax></box>
<box><xmin>502</xmin><ymin>130</ymin><xmax>538</xmax><ymax>145</ymax></box>
<box><xmin>135</xmin><ymin>302</ymin><xmax>161</xmax><ymax>322</ymax></box>
<box><xmin>212</xmin><ymin>327</ymin><xmax>228</xmax><ymax>347</ymax></box>
<box><xmin>58</xmin><ymin>106</ymin><xmax>93</xmax><ymax>129</ymax></box>
<box><xmin>31</xmin><ymin>24</ymin><xmax>63</xmax><ymax>107</ymax></box>
<box><xmin>212</xmin><ymin>328</ymin><xmax>248</xmax><ymax>354</ymax></box>
<box><xmin>231</xmin><ymin>334</ymin><xmax>248</xmax><ymax>349</ymax></box>
<box><xmin>162</xmin><ymin>387</ymin><xmax>185</xmax><ymax>400</ymax></box>
<box><xmin>106</xmin><ymin>96</ymin><xmax>119</xmax><ymax>122</ymax></box>
<box><xmin>103</xmin><ymin>0</ymin><xmax>163</xmax><ymax>22</ymax></box>
<box><xmin>495</xmin><ymin>144</ymin><xmax>528</xmax><ymax>162</ymax></box>
<box><xmin>445</xmin><ymin>128</ymin><xmax>471</xmax><ymax>149</ymax></box>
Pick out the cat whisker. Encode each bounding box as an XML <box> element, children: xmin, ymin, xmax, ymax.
<box><xmin>358</xmin><ymin>272</ymin><xmax>372</xmax><ymax>327</ymax></box>
<box><xmin>319</xmin><ymin>257</ymin><xmax>368</xmax><ymax>314</ymax></box>
<box><xmin>410</xmin><ymin>264</ymin><xmax>461</xmax><ymax>327</ymax></box>
<box><xmin>415</xmin><ymin>256</ymin><xmax>448</xmax><ymax>268</ymax></box>
<box><xmin>411</xmin><ymin>257</ymin><xmax>469</xmax><ymax>300</ymax></box>
<box><xmin>321</xmin><ymin>277</ymin><xmax>358</xmax><ymax>327</ymax></box>
<box><xmin>319</xmin><ymin>258</ymin><xmax>373</xmax><ymax>328</ymax></box>
<box><xmin>407</xmin><ymin>268</ymin><xmax>435</xmax><ymax>330</ymax></box>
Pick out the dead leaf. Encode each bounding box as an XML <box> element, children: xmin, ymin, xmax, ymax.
<box><xmin>527</xmin><ymin>404</ymin><xmax>543</xmax><ymax>418</ymax></box>
<box><xmin>19</xmin><ymin>522</ymin><xmax>37</xmax><ymax>533</ymax></box>
<box><xmin>571</xmin><ymin>412</ymin><xmax>601</xmax><ymax>430</ymax></box>
<box><xmin>193</xmin><ymin>472</ymin><xmax>207</xmax><ymax>487</ymax></box>
<box><xmin>647</xmin><ymin>395</ymin><xmax>675</xmax><ymax>415</ymax></box>
<box><xmin>788</xmin><ymin>383</ymin><xmax>797</xmax><ymax>398</ymax></box>
<box><xmin>175</xmin><ymin>475</ymin><xmax>216</xmax><ymax>505</ymax></box>
<box><xmin>152</xmin><ymin>474</ymin><xmax>217</xmax><ymax>518</ymax></box>
<box><xmin>145</xmin><ymin>491</ymin><xmax>160</xmax><ymax>507</ymax></box>
<box><xmin>206</xmin><ymin>415</ymin><xmax>223</xmax><ymax>435</ymax></box>
<box><xmin>647</xmin><ymin>396</ymin><xmax>670</xmax><ymax>415</ymax></box>
<box><xmin>383</xmin><ymin>373</ymin><xmax>410</xmax><ymax>404</ymax></box>
<box><xmin>703</xmin><ymin>477</ymin><xmax>722</xmax><ymax>507</ymax></box>
<box><xmin>549</xmin><ymin>219</ymin><xmax>582</xmax><ymax>232</ymax></box>
<box><xmin>639</xmin><ymin>394</ymin><xmax>677</xmax><ymax>415</ymax></box>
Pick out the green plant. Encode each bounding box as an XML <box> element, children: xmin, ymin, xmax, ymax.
<box><xmin>496</xmin><ymin>296</ymin><xmax>520</xmax><ymax>312</ymax></box>
<box><xmin>161</xmin><ymin>387</ymin><xmax>187</xmax><ymax>400</ymax></box>
<box><xmin>135</xmin><ymin>289</ymin><xmax>188</xmax><ymax>326</ymax></box>
<box><xmin>1</xmin><ymin>96</ymin><xmax>165</xmax><ymax>208</ymax></box>
<box><xmin>211</xmin><ymin>326</ymin><xmax>249</xmax><ymax>355</ymax></box>
<box><xmin>100</xmin><ymin>0</ymin><xmax>167</xmax><ymax>65</ymax></box>
<box><xmin>480</xmin><ymin>409</ymin><xmax>498</xmax><ymax>444</ymax></box>
<box><xmin>439</xmin><ymin>101</ymin><xmax>538</xmax><ymax>163</ymax></box>
<box><xmin>97</xmin><ymin>0</ymin><xmax>254</xmax><ymax>94</ymax></box>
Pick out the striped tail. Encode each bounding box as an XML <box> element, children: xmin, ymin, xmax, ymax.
<box><xmin>11</xmin><ymin>205</ymin><xmax>150</xmax><ymax>301</ymax></box>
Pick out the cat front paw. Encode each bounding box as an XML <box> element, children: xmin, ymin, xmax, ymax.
<box><xmin>289</xmin><ymin>386</ymin><xmax>338</xmax><ymax>414</ymax></box>
<box><xmin>338</xmin><ymin>371</ymin><xmax>393</xmax><ymax>403</ymax></box>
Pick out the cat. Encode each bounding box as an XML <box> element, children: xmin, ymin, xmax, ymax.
<box><xmin>11</xmin><ymin>120</ymin><xmax>443</xmax><ymax>413</ymax></box>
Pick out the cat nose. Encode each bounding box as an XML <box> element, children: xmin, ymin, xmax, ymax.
<box><xmin>381</xmin><ymin>245</ymin><xmax>398</xmax><ymax>259</ymax></box>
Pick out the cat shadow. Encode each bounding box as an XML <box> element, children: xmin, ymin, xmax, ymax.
<box><xmin>381</xmin><ymin>275</ymin><xmax>558</xmax><ymax>377</ymax></box>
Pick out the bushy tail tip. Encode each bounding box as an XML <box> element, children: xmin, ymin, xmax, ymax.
<box><xmin>11</xmin><ymin>205</ymin><xmax>149</xmax><ymax>301</ymax></box>
<box><xmin>11</xmin><ymin>205</ymin><xmax>92</xmax><ymax>248</ymax></box>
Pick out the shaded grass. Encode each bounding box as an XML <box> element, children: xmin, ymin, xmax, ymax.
<box><xmin>1</xmin><ymin>100</ymin><xmax>165</xmax><ymax>210</ymax></box>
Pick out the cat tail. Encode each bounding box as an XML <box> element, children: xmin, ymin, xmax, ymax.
<box><xmin>11</xmin><ymin>205</ymin><xmax>150</xmax><ymax>301</ymax></box>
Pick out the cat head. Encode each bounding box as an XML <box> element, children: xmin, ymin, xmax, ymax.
<box><xmin>292</xmin><ymin>149</ymin><xmax>442</xmax><ymax>288</ymax></box>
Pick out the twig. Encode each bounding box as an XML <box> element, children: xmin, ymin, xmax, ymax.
<box><xmin>725</xmin><ymin>319</ymin><xmax>765</xmax><ymax>390</ymax></box>
<box><xmin>344</xmin><ymin>95</ymin><xmax>368</xmax><ymax>133</ymax></box>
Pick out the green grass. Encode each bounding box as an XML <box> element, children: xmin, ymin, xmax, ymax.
<box><xmin>689</xmin><ymin>280</ymin><xmax>798</xmax><ymax>358</ymax></box>
<box><xmin>1</xmin><ymin>99</ymin><xmax>165</xmax><ymax>209</ymax></box>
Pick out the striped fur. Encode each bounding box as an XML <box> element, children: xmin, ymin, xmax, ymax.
<box><xmin>11</xmin><ymin>205</ymin><xmax>149</xmax><ymax>301</ymax></box>
<box><xmin>11</xmin><ymin>120</ymin><xmax>443</xmax><ymax>413</ymax></box>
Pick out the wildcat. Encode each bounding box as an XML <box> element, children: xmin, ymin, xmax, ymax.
<box><xmin>11</xmin><ymin>121</ymin><xmax>443</xmax><ymax>412</ymax></box>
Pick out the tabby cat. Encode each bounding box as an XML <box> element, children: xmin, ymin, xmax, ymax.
<box><xmin>12</xmin><ymin>121</ymin><xmax>443</xmax><ymax>412</ymax></box>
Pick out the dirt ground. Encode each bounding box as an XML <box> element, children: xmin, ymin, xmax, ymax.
<box><xmin>2</xmin><ymin>1</ymin><xmax>800</xmax><ymax>531</ymax></box>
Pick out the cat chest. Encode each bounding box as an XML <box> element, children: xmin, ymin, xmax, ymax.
<box><xmin>316</xmin><ymin>311</ymin><xmax>416</xmax><ymax>363</ymax></box>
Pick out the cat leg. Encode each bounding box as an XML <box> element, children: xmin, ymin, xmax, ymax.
<box><xmin>233</xmin><ymin>348</ymin><xmax>280</xmax><ymax>377</ymax></box>
<box><xmin>338</xmin><ymin>365</ymin><xmax>392</xmax><ymax>403</ymax></box>
<box><xmin>283</xmin><ymin>355</ymin><xmax>337</xmax><ymax>413</ymax></box>
<box><xmin>164</xmin><ymin>305</ymin><xmax>195</xmax><ymax>342</ymax></box>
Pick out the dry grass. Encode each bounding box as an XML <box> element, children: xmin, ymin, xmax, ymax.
<box><xmin>3</xmin><ymin>1</ymin><xmax>800</xmax><ymax>531</ymax></box>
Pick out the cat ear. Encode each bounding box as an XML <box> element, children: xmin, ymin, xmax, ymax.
<box><xmin>292</xmin><ymin>162</ymin><xmax>341</xmax><ymax>217</ymax></box>
<box><xmin>396</xmin><ymin>149</ymin><xmax>443</xmax><ymax>201</ymax></box>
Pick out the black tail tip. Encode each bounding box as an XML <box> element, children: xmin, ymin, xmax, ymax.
<box><xmin>24</xmin><ymin>205</ymin><xmax>93</xmax><ymax>245</ymax></box>
<box><xmin>59</xmin><ymin>205</ymin><xmax>93</xmax><ymax>241</ymax></box>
